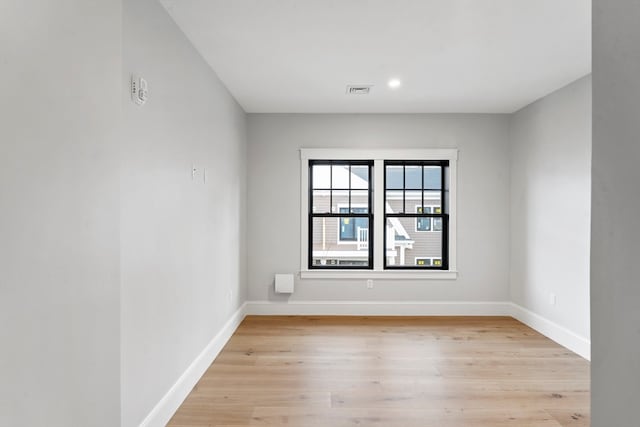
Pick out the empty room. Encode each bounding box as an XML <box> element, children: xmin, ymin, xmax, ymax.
<box><xmin>2</xmin><ymin>0</ymin><xmax>639</xmax><ymax>426</ymax></box>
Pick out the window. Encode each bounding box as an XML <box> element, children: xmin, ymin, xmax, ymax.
<box><xmin>415</xmin><ymin>257</ymin><xmax>442</xmax><ymax>267</ymax></box>
<box><xmin>308</xmin><ymin>160</ymin><xmax>373</xmax><ymax>269</ymax></box>
<box><xmin>416</xmin><ymin>206</ymin><xmax>443</xmax><ymax>232</ymax></box>
<box><xmin>339</xmin><ymin>207</ymin><xmax>368</xmax><ymax>241</ymax></box>
<box><xmin>416</xmin><ymin>207</ymin><xmax>432</xmax><ymax>232</ymax></box>
<box><xmin>384</xmin><ymin>161</ymin><xmax>449</xmax><ymax>269</ymax></box>
<box><xmin>301</xmin><ymin>149</ymin><xmax>457</xmax><ymax>278</ymax></box>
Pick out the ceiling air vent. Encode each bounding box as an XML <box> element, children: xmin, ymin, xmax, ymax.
<box><xmin>346</xmin><ymin>85</ymin><xmax>372</xmax><ymax>95</ymax></box>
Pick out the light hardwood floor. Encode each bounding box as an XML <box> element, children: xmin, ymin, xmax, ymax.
<box><xmin>168</xmin><ymin>316</ymin><xmax>589</xmax><ymax>427</ymax></box>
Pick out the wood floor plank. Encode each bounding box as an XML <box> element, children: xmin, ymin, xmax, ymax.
<box><xmin>168</xmin><ymin>316</ymin><xmax>589</xmax><ymax>427</ymax></box>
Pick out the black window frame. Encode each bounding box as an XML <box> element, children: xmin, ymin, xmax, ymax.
<box><xmin>308</xmin><ymin>160</ymin><xmax>374</xmax><ymax>270</ymax></box>
<box><xmin>384</xmin><ymin>160</ymin><xmax>449</xmax><ymax>270</ymax></box>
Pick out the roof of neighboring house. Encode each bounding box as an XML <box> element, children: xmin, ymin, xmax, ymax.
<box><xmin>385</xmin><ymin>202</ymin><xmax>410</xmax><ymax>239</ymax></box>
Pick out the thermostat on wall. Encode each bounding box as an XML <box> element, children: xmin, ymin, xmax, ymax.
<box><xmin>131</xmin><ymin>74</ymin><xmax>148</xmax><ymax>106</ymax></box>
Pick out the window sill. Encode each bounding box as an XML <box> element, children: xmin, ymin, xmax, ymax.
<box><xmin>299</xmin><ymin>270</ymin><xmax>458</xmax><ymax>280</ymax></box>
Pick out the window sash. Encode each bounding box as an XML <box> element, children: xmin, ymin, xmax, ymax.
<box><xmin>308</xmin><ymin>160</ymin><xmax>374</xmax><ymax>270</ymax></box>
<box><xmin>383</xmin><ymin>160</ymin><xmax>449</xmax><ymax>270</ymax></box>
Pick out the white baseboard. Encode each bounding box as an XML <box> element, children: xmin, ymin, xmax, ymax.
<box><xmin>509</xmin><ymin>303</ymin><xmax>591</xmax><ymax>360</ymax></box>
<box><xmin>245</xmin><ymin>300</ymin><xmax>512</xmax><ymax>316</ymax></box>
<box><xmin>139</xmin><ymin>302</ymin><xmax>247</xmax><ymax>427</ymax></box>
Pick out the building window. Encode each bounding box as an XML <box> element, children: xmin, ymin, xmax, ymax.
<box><xmin>416</xmin><ymin>206</ymin><xmax>443</xmax><ymax>232</ymax></box>
<box><xmin>415</xmin><ymin>257</ymin><xmax>442</xmax><ymax>267</ymax></box>
<box><xmin>338</xmin><ymin>207</ymin><xmax>369</xmax><ymax>241</ymax></box>
<box><xmin>384</xmin><ymin>161</ymin><xmax>449</xmax><ymax>269</ymax></box>
<box><xmin>416</xmin><ymin>207</ymin><xmax>432</xmax><ymax>232</ymax></box>
<box><xmin>308</xmin><ymin>160</ymin><xmax>373</xmax><ymax>269</ymax></box>
<box><xmin>300</xmin><ymin>149</ymin><xmax>457</xmax><ymax>278</ymax></box>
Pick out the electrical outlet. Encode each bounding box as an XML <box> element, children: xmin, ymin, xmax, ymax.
<box><xmin>366</xmin><ymin>279</ymin><xmax>374</xmax><ymax>289</ymax></box>
<box><xmin>549</xmin><ymin>292</ymin><xmax>556</xmax><ymax>306</ymax></box>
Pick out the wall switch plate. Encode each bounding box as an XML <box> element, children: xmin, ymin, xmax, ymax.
<box><xmin>366</xmin><ymin>279</ymin><xmax>374</xmax><ymax>289</ymax></box>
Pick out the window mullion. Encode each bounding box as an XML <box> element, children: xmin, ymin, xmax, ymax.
<box><xmin>373</xmin><ymin>159</ymin><xmax>385</xmax><ymax>271</ymax></box>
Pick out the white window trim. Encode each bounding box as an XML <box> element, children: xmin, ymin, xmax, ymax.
<box><xmin>300</xmin><ymin>148</ymin><xmax>458</xmax><ymax>280</ymax></box>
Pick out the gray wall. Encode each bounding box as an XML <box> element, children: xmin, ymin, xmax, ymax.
<box><xmin>592</xmin><ymin>1</ymin><xmax>640</xmax><ymax>425</ymax></box>
<box><xmin>509</xmin><ymin>76</ymin><xmax>592</xmax><ymax>342</ymax></box>
<box><xmin>247</xmin><ymin>114</ymin><xmax>510</xmax><ymax>302</ymax></box>
<box><xmin>120</xmin><ymin>0</ymin><xmax>247</xmax><ymax>425</ymax></box>
<box><xmin>0</xmin><ymin>1</ymin><xmax>122</xmax><ymax>426</ymax></box>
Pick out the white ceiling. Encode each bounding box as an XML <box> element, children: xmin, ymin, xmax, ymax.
<box><xmin>159</xmin><ymin>0</ymin><xmax>591</xmax><ymax>113</ymax></box>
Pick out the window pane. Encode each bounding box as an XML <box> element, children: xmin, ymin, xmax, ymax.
<box><xmin>385</xmin><ymin>217</ymin><xmax>442</xmax><ymax>267</ymax></box>
<box><xmin>416</xmin><ymin>206</ymin><xmax>431</xmax><ymax>232</ymax></box>
<box><xmin>386</xmin><ymin>165</ymin><xmax>403</xmax><ymax>189</ymax></box>
<box><xmin>312</xmin><ymin>190</ymin><xmax>330</xmax><ymax>213</ymax></box>
<box><xmin>330</xmin><ymin>189</ymin><xmax>370</xmax><ymax>212</ymax></box>
<box><xmin>339</xmin><ymin>214</ymin><xmax>355</xmax><ymax>240</ymax></box>
<box><xmin>416</xmin><ymin>217</ymin><xmax>431</xmax><ymax>231</ymax></box>
<box><xmin>423</xmin><ymin>191</ymin><xmax>442</xmax><ymax>208</ymax></box>
<box><xmin>405</xmin><ymin>190</ymin><xmax>421</xmax><ymax>209</ymax></box>
<box><xmin>405</xmin><ymin>166</ymin><xmax>422</xmax><ymax>189</ymax></box>
<box><xmin>351</xmin><ymin>165</ymin><xmax>369</xmax><ymax>189</ymax></box>
<box><xmin>312</xmin><ymin>165</ymin><xmax>330</xmax><ymax>189</ymax></box>
<box><xmin>385</xmin><ymin>190</ymin><xmax>403</xmax><ymax>213</ymax></box>
<box><xmin>350</xmin><ymin>190</ymin><xmax>369</xmax><ymax>213</ymax></box>
<box><xmin>331</xmin><ymin>189</ymin><xmax>349</xmax><ymax>213</ymax></box>
<box><xmin>424</xmin><ymin>166</ymin><xmax>442</xmax><ymax>189</ymax></box>
<box><xmin>311</xmin><ymin>217</ymin><xmax>369</xmax><ymax>267</ymax></box>
<box><xmin>331</xmin><ymin>164</ymin><xmax>350</xmax><ymax>189</ymax></box>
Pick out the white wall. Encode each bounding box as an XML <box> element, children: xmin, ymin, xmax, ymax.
<box><xmin>592</xmin><ymin>1</ymin><xmax>640</xmax><ymax>424</ymax></box>
<box><xmin>121</xmin><ymin>0</ymin><xmax>247</xmax><ymax>425</ymax></box>
<box><xmin>0</xmin><ymin>1</ymin><xmax>122</xmax><ymax>426</ymax></box>
<box><xmin>247</xmin><ymin>114</ymin><xmax>510</xmax><ymax>303</ymax></box>
<box><xmin>509</xmin><ymin>76</ymin><xmax>592</xmax><ymax>342</ymax></box>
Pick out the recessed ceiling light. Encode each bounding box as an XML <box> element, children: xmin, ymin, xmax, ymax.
<box><xmin>388</xmin><ymin>78</ymin><xmax>402</xmax><ymax>89</ymax></box>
